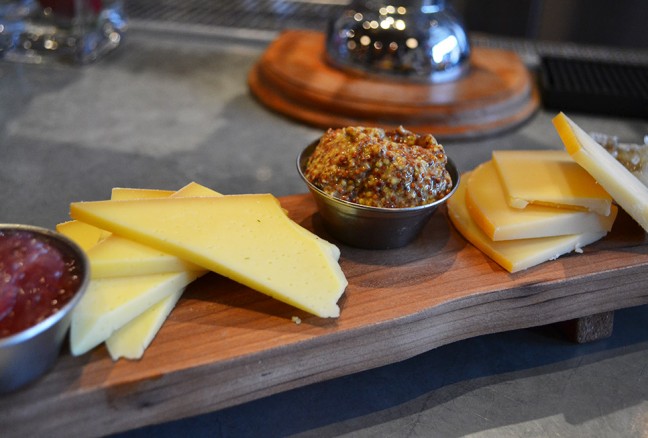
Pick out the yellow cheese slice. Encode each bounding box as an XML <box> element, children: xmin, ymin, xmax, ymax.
<box><xmin>492</xmin><ymin>149</ymin><xmax>613</xmax><ymax>215</ymax></box>
<box><xmin>71</xmin><ymin>182</ymin><xmax>339</xmax><ymax>357</ymax></box>
<box><xmin>70</xmin><ymin>194</ymin><xmax>348</xmax><ymax>317</ymax></box>
<box><xmin>92</xmin><ymin>184</ymin><xmax>212</xmax><ymax>357</ymax></box>
<box><xmin>86</xmin><ymin>182</ymin><xmax>216</xmax><ymax>278</ymax></box>
<box><xmin>87</xmin><ymin>237</ymin><xmax>202</xmax><ymax>278</ymax></box>
<box><xmin>70</xmin><ymin>270</ymin><xmax>203</xmax><ymax>356</ymax></box>
<box><xmin>58</xmin><ymin>190</ymin><xmax>171</xmax><ymax>251</ymax></box>
<box><xmin>56</xmin><ymin>220</ymin><xmax>105</xmax><ymax>251</ymax></box>
<box><xmin>466</xmin><ymin>160</ymin><xmax>617</xmax><ymax>241</ymax></box>
<box><xmin>447</xmin><ymin>171</ymin><xmax>607</xmax><ymax>273</ymax></box>
<box><xmin>99</xmin><ymin>182</ymin><xmax>336</xmax><ymax>358</ymax></box>
<box><xmin>105</xmin><ymin>287</ymin><xmax>184</xmax><ymax>360</ymax></box>
<box><xmin>553</xmin><ymin>112</ymin><xmax>648</xmax><ymax>233</ymax></box>
<box><xmin>110</xmin><ymin>187</ymin><xmax>175</xmax><ymax>200</ymax></box>
<box><xmin>90</xmin><ymin>182</ymin><xmax>338</xmax><ymax>277</ymax></box>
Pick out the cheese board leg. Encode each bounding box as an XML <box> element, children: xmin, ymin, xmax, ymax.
<box><xmin>556</xmin><ymin>311</ymin><xmax>615</xmax><ymax>343</ymax></box>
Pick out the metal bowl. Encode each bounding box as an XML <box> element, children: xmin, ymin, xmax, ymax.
<box><xmin>297</xmin><ymin>141</ymin><xmax>460</xmax><ymax>249</ymax></box>
<box><xmin>0</xmin><ymin>224</ymin><xmax>90</xmax><ymax>393</ymax></box>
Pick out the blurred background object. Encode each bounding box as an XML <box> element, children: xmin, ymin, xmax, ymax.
<box><xmin>455</xmin><ymin>0</ymin><xmax>648</xmax><ymax>50</ymax></box>
<box><xmin>325</xmin><ymin>0</ymin><xmax>471</xmax><ymax>83</ymax></box>
<box><xmin>0</xmin><ymin>0</ymin><xmax>127</xmax><ymax>64</ymax></box>
<box><xmin>123</xmin><ymin>0</ymin><xmax>648</xmax><ymax>57</ymax></box>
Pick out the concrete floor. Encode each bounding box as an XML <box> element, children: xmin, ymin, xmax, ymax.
<box><xmin>1</xmin><ymin>26</ymin><xmax>647</xmax><ymax>437</ymax></box>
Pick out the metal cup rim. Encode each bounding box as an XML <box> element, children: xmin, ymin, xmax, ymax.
<box><xmin>0</xmin><ymin>224</ymin><xmax>90</xmax><ymax>348</ymax></box>
<box><xmin>297</xmin><ymin>139</ymin><xmax>460</xmax><ymax>214</ymax></box>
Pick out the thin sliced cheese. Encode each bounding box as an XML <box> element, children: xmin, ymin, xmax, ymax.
<box><xmin>70</xmin><ymin>194</ymin><xmax>347</xmax><ymax>317</ymax></box>
<box><xmin>447</xmin><ymin>171</ymin><xmax>606</xmax><ymax>273</ymax></box>
<box><xmin>110</xmin><ymin>187</ymin><xmax>175</xmax><ymax>200</ymax></box>
<box><xmin>86</xmin><ymin>237</ymin><xmax>202</xmax><ymax>278</ymax></box>
<box><xmin>89</xmin><ymin>182</ymin><xmax>338</xmax><ymax>277</ymax></box>
<box><xmin>466</xmin><ymin>160</ymin><xmax>617</xmax><ymax>241</ymax></box>
<box><xmin>105</xmin><ymin>287</ymin><xmax>184</xmax><ymax>360</ymax></box>
<box><xmin>56</xmin><ymin>220</ymin><xmax>105</xmax><ymax>251</ymax></box>
<box><xmin>553</xmin><ymin>112</ymin><xmax>648</xmax><ymax>233</ymax></box>
<box><xmin>492</xmin><ymin>149</ymin><xmax>613</xmax><ymax>215</ymax></box>
<box><xmin>85</xmin><ymin>182</ymin><xmax>216</xmax><ymax>278</ymax></box>
<box><xmin>70</xmin><ymin>270</ymin><xmax>203</xmax><ymax>356</ymax></box>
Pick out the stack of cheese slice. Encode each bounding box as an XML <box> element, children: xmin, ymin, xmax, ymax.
<box><xmin>447</xmin><ymin>149</ymin><xmax>618</xmax><ymax>273</ymax></box>
<box><xmin>553</xmin><ymin>112</ymin><xmax>648</xmax><ymax>233</ymax></box>
<box><xmin>58</xmin><ymin>182</ymin><xmax>347</xmax><ymax>360</ymax></box>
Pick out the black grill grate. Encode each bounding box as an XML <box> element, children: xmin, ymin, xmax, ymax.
<box><xmin>539</xmin><ymin>56</ymin><xmax>648</xmax><ymax>119</ymax></box>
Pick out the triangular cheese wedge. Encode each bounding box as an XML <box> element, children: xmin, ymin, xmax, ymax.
<box><xmin>448</xmin><ymin>171</ymin><xmax>606</xmax><ymax>273</ymax></box>
<box><xmin>84</xmin><ymin>182</ymin><xmax>216</xmax><ymax>278</ymax></box>
<box><xmin>86</xmin><ymin>237</ymin><xmax>202</xmax><ymax>278</ymax></box>
<box><xmin>87</xmin><ymin>182</ymin><xmax>338</xmax><ymax>278</ymax></box>
<box><xmin>553</xmin><ymin>112</ymin><xmax>648</xmax><ymax>233</ymax></box>
<box><xmin>70</xmin><ymin>194</ymin><xmax>347</xmax><ymax>317</ymax></box>
<box><xmin>105</xmin><ymin>287</ymin><xmax>184</xmax><ymax>360</ymax></box>
<box><xmin>56</xmin><ymin>220</ymin><xmax>105</xmax><ymax>251</ymax></box>
<box><xmin>70</xmin><ymin>270</ymin><xmax>203</xmax><ymax>356</ymax></box>
<box><xmin>492</xmin><ymin>149</ymin><xmax>613</xmax><ymax>215</ymax></box>
<box><xmin>466</xmin><ymin>160</ymin><xmax>617</xmax><ymax>241</ymax></box>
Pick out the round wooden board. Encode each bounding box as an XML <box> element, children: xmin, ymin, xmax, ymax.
<box><xmin>249</xmin><ymin>30</ymin><xmax>540</xmax><ymax>140</ymax></box>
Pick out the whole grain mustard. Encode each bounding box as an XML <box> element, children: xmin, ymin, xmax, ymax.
<box><xmin>305</xmin><ymin>126</ymin><xmax>452</xmax><ymax>208</ymax></box>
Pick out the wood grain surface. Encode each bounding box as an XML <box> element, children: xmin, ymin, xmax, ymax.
<box><xmin>248</xmin><ymin>30</ymin><xmax>540</xmax><ymax>140</ymax></box>
<box><xmin>1</xmin><ymin>193</ymin><xmax>648</xmax><ymax>437</ymax></box>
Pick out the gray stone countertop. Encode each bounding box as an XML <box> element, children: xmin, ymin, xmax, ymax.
<box><xmin>1</xmin><ymin>27</ymin><xmax>647</xmax><ymax>438</ymax></box>
<box><xmin>2</xmin><ymin>28</ymin><xmax>647</xmax><ymax>228</ymax></box>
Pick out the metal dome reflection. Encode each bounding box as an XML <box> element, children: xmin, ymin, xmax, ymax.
<box><xmin>326</xmin><ymin>0</ymin><xmax>470</xmax><ymax>83</ymax></box>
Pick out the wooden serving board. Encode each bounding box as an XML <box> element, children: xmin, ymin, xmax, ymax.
<box><xmin>2</xmin><ymin>193</ymin><xmax>648</xmax><ymax>437</ymax></box>
<box><xmin>248</xmin><ymin>30</ymin><xmax>540</xmax><ymax>140</ymax></box>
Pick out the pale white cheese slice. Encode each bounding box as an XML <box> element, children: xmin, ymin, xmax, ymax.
<box><xmin>553</xmin><ymin>112</ymin><xmax>648</xmax><ymax>233</ymax></box>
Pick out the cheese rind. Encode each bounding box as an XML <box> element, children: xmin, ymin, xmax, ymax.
<box><xmin>492</xmin><ymin>149</ymin><xmax>613</xmax><ymax>215</ymax></box>
<box><xmin>448</xmin><ymin>171</ymin><xmax>606</xmax><ymax>273</ymax></box>
<box><xmin>70</xmin><ymin>194</ymin><xmax>347</xmax><ymax>317</ymax></box>
<box><xmin>70</xmin><ymin>270</ymin><xmax>203</xmax><ymax>356</ymax></box>
<box><xmin>553</xmin><ymin>112</ymin><xmax>648</xmax><ymax>233</ymax></box>
<box><xmin>466</xmin><ymin>160</ymin><xmax>617</xmax><ymax>241</ymax></box>
<box><xmin>105</xmin><ymin>287</ymin><xmax>184</xmax><ymax>360</ymax></box>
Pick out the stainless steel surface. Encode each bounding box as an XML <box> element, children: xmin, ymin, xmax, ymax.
<box><xmin>325</xmin><ymin>0</ymin><xmax>470</xmax><ymax>82</ymax></box>
<box><xmin>0</xmin><ymin>225</ymin><xmax>89</xmax><ymax>393</ymax></box>
<box><xmin>298</xmin><ymin>141</ymin><xmax>459</xmax><ymax>248</ymax></box>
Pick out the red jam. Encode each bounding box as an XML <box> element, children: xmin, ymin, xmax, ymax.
<box><xmin>0</xmin><ymin>230</ymin><xmax>82</xmax><ymax>338</ymax></box>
